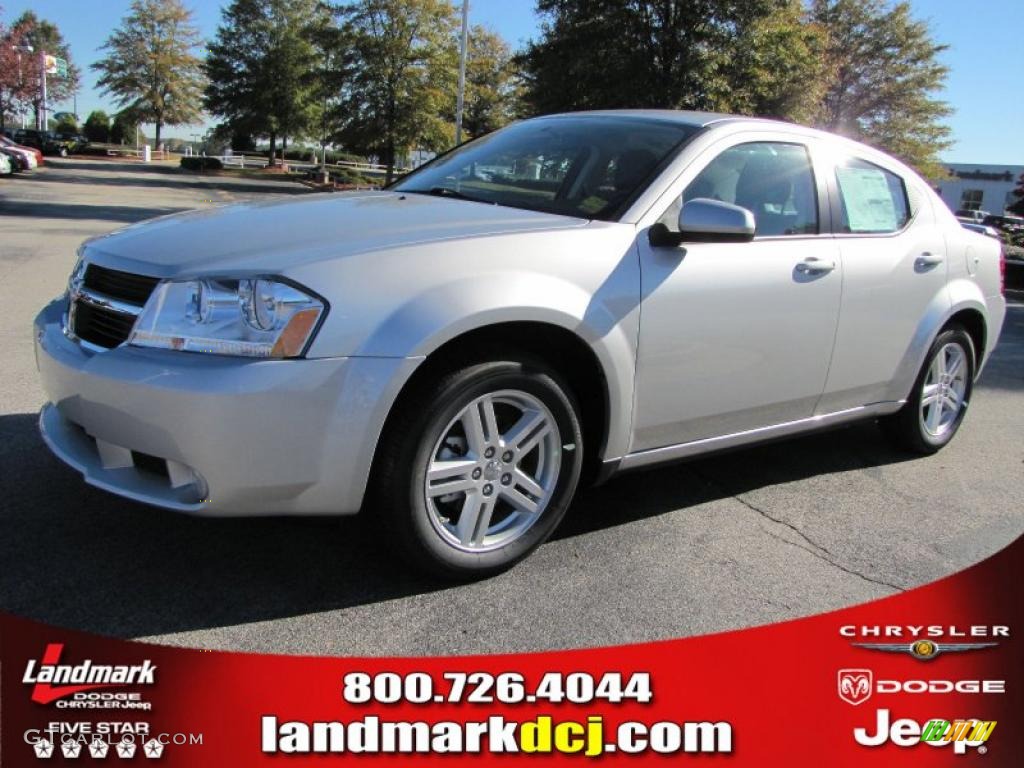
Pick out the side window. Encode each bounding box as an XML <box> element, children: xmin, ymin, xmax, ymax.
<box><xmin>660</xmin><ymin>142</ymin><xmax>819</xmax><ymax>236</ymax></box>
<box><xmin>835</xmin><ymin>157</ymin><xmax>911</xmax><ymax>234</ymax></box>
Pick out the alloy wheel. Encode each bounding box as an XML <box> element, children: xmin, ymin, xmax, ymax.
<box><xmin>918</xmin><ymin>342</ymin><xmax>968</xmax><ymax>438</ymax></box>
<box><xmin>424</xmin><ymin>389</ymin><xmax>561</xmax><ymax>552</ymax></box>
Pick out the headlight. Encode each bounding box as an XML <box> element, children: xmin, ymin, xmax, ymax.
<box><xmin>128</xmin><ymin>277</ymin><xmax>324</xmax><ymax>358</ymax></box>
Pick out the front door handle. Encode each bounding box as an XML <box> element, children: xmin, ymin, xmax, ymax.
<box><xmin>796</xmin><ymin>257</ymin><xmax>836</xmax><ymax>274</ymax></box>
<box><xmin>916</xmin><ymin>252</ymin><xmax>944</xmax><ymax>268</ymax></box>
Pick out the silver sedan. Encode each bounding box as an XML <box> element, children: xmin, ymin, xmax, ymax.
<box><xmin>34</xmin><ymin>111</ymin><xmax>1006</xmax><ymax>578</ymax></box>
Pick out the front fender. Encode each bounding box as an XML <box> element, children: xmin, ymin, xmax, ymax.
<box><xmin>356</xmin><ymin>270</ymin><xmax>640</xmax><ymax>462</ymax></box>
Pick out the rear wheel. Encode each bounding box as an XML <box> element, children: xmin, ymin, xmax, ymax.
<box><xmin>374</xmin><ymin>357</ymin><xmax>584</xmax><ymax>579</ymax></box>
<box><xmin>881</xmin><ymin>325</ymin><xmax>974</xmax><ymax>454</ymax></box>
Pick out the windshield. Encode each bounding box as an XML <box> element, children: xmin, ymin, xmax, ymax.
<box><xmin>393</xmin><ymin>116</ymin><xmax>699</xmax><ymax>221</ymax></box>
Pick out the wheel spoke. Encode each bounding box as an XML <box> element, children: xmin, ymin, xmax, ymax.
<box><xmin>456</xmin><ymin>492</ymin><xmax>496</xmax><ymax>546</ymax></box>
<box><xmin>502</xmin><ymin>409</ymin><xmax>545</xmax><ymax>451</ymax></box>
<box><xmin>943</xmin><ymin>392</ymin><xmax>961</xmax><ymax>412</ymax></box>
<box><xmin>921</xmin><ymin>384</ymin><xmax>941</xmax><ymax>407</ymax></box>
<box><xmin>479</xmin><ymin>396</ymin><xmax>501</xmax><ymax>444</ymax></box>
<box><xmin>513</xmin><ymin>468</ymin><xmax>544</xmax><ymax>498</ymax></box>
<box><xmin>461</xmin><ymin>406</ymin><xmax>486</xmax><ymax>456</ymax></box>
<box><xmin>926</xmin><ymin>400</ymin><xmax>943</xmax><ymax>432</ymax></box>
<box><xmin>426</xmin><ymin>459</ymin><xmax>477</xmax><ymax>497</ymax></box>
<box><xmin>936</xmin><ymin>348</ymin><xmax>948</xmax><ymax>377</ymax></box>
<box><xmin>501</xmin><ymin>485</ymin><xmax>539</xmax><ymax>515</ymax></box>
<box><xmin>947</xmin><ymin>350</ymin><xmax>964</xmax><ymax>379</ymax></box>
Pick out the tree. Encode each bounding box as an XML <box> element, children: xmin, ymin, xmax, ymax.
<box><xmin>518</xmin><ymin>0</ymin><xmax>822</xmax><ymax>120</ymax></box>
<box><xmin>110</xmin><ymin>109</ymin><xmax>142</xmax><ymax>145</ymax></box>
<box><xmin>810</xmin><ymin>0</ymin><xmax>952</xmax><ymax>176</ymax></box>
<box><xmin>205</xmin><ymin>0</ymin><xmax>325</xmax><ymax>165</ymax></box>
<box><xmin>714</xmin><ymin>1</ymin><xmax>830</xmax><ymax>124</ymax></box>
<box><xmin>0</xmin><ymin>14</ymin><xmax>36</xmax><ymax>129</ymax></box>
<box><xmin>52</xmin><ymin>113</ymin><xmax>77</xmax><ymax>133</ymax></box>
<box><xmin>83</xmin><ymin>109</ymin><xmax>111</xmax><ymax>143</ymax></box>
<box><xmin>460</xmin><ymin>25</ymin><xmax>520</xmax><ymax>139</ymax></box>
<box><xmin>1009</xmin><ymin>173</ymin><xmax>1024</xmax><ymax>217</ymax></box>
<box><xmin>92</xmin><ymin>0</ymin><xmax>204</xmax><ymax>149</ymax></box>
<box><xmin>8</xmin><ymin>11</ymin><xmax>81</xmax><ymax>129</ymax></box>
<box><xmin>334</xmin><ymin>0</ymin><xmax>459</xmax><ymax>183</ymax></box>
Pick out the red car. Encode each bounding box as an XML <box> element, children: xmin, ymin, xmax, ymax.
<box><xmin>0</xmin><ymin>135</ymin><xmax>43</xmax><ymax>167</ymax></box>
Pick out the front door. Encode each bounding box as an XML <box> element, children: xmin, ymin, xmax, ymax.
<box><xmin>632</xmin><ymin>139</ymin><xmax>842</xmax><ymax>452</ymax></box>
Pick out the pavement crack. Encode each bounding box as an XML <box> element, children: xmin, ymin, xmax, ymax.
<box><xmin>692</xmin><ymin>468</ymin><xmax>904</xmax><ymax>593</ymax></box>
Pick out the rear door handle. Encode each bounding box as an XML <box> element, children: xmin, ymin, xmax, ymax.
<box><xmin>796</xmin><ymin>257</ymin><xmax>835</xmax><ymax>274</ymax></box>
<box><xmin>916</xmin><ymin>252</ymin><xmax>944</xmax><ymax>268</ymax></box>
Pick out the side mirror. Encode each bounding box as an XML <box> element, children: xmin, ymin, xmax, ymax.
<box><xmin>649</xmin><ymin>198</ymin><xmax>756</xmax><ymax>247</ymax></box>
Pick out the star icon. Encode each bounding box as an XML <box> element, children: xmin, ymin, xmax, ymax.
<box><xmin>89</xmin><ymin>738</ymin><xmax>110</xmax><ymax>758</ymax></box>
<box><xmin>33</xmin><ymin>738</ymin><xmax>54</xmax><ymax>759</ymax></box>
<box><xmin>143</xmin><ymin>738</ymin><xmax>165</xmax><ymax>758</ymax></box>
<box><xmin>116</xmin><ymin>740</ymin><xmax>137</xmax><ymax>758</ymax></box>
<box><xmin>61</xmin><ymin>740</ymin><xmax>83</xmax><ymax>758</ymax></box>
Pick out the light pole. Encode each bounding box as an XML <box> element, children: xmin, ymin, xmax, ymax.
<box><xmin>454</xmin><ymin>0</ymin><xmax>469</xmax><ymax>146</ymax></box>
<box><xmin>39</xmin><ymin>50</ymin><xmax>48</xmax><ymax>132</ymax></box>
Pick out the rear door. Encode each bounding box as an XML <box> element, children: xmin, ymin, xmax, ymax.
<box><xmin>817</xmin><ymin>155</ymin><xmax>950</xmax><ymax>413</ymax></box>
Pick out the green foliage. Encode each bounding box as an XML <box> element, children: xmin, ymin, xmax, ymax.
<box><xmin>333</xmin><ymin>0</ymin><xmax>460</xmax><ymax>183</ymax></box>
<box><xmin>180</xmin><ymin>156</ymin><xmax>224</xmax><ymax>171</ymax></box>
<box><xmin>521</xmin><ymin>0</ymin><xmax>953</xmax><ymax>175</ymax></box>
<box><xmin>519</xmin><ymin>1</ymin><xmax>791</xmax><ymax>114</ymax></box>
<box><xmin>93</xmin><ymin>0</ymin><xmax>205</xmax><ymax>148</ymax></box>
<box><xmin>83</xmin><ymin>110</ymin><xmax>111</xmax><ymax>143</ymax></box>
<box><xmin>714</xmin><ymin>1</ymin><xmax>830</xmax><ymax>123</ymax></box>
<box><xmin>205</xmin><ymin>0</ymin><xmax>327</xmax><ymax>163</ymax></box>
<box><xmin>461</xmin><ymin>25</ymin><xmax>520</xmax><ymax>139</ymax></box>
<box><xmin>110</xmin><ymin>110</ymin><xmax>142</xmax><ymax>145</ymax></box>
<box><xmin>53</xmin><ymin>114</ymin><xmax>78</xmax><ymax>134</ymax></box>
<box><xmin>1009</xmin><ymin>173</ymin><xmax>1024</xmax><ymax>217</ymax></box>
<box><xmin>811</xmin><ymin>0</ymin><xmax>952</xmax><ymax>177</ymax></box>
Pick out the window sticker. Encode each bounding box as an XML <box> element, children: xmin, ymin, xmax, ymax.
<box><xmin>836</xmin><ymin>166</ymin><xmax>899</xmax><ymax>232</ymax></box>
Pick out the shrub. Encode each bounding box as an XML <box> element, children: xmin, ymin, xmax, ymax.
<box><xmin>180</xmin><ymin>156</ymin><xmax>223</xmax><ymax>171</ymax></box>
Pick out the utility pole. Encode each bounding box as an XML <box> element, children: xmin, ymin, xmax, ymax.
<box><xmin>454</xmin><ymin>0</ymin><xmax>469</xmax><ymax>146</ymax></box>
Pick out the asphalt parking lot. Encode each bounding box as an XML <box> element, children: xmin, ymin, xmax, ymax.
<box><xmin>1</xmin><ymin>158</ymin><xmax>1022</xmax><ymax>656</ymax></box>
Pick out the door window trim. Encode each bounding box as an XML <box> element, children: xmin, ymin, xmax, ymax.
<box><xmin>824</xmin><ymin>154</ymin><xmax>920</xmax><ymax>239</ymax></box>
<box><xmin>638</xmin><ymin>132</ymin><xmax>832</xmax><ymax>243</ymax></box>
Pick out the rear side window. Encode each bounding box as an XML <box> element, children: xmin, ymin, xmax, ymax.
<box><xmin>835</xmin><ymin>157</ymin><xmax>911</xmax><ymax>234</ymax></box>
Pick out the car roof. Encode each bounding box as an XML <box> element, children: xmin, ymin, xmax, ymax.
<box><xmin>535</xmin><ymin>109</ymin><xmax>785</xmax><ymax>129</ymax></box>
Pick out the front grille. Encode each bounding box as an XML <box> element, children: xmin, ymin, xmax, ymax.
<box><xmin>83</xmin><ymin>264</ymin><xmax>160</xmax><ymax>306</ymax></box>
<box><xmin>72</xmin><ymin>300</ymin><xmax>139</xmax><ymax>348</ymax></box>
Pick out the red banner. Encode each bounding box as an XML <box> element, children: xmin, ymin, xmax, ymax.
<box><xmin>2</xmin><ymin>534</ymin><xmax>1021</xmax><ymax>765</ymax></box>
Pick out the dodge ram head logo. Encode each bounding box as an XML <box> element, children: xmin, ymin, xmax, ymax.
<box><xmin>839</xmin><ymin>669</ymin><xmax>873</xmax><ymax>706</ymax></box>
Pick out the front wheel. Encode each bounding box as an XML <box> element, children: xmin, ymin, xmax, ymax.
<box><xmin>374</xmin><ymin>357</ymin><xmax>584</xmax><ymax>579</ymax></box>
<box><xmin>881</xmin><ymin>325</ymin><xmax>974</xmax><ymax>454</ymax></box>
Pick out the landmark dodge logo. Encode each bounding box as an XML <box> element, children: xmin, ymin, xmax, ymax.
<box><xmin>22</xmin><ymin>644</ymin><xmax>156</xmax><ymax>704</ymax></box>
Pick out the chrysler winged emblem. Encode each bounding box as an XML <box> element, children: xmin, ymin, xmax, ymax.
<box><xmin>838</xmin><ymin>668</ymin><xmax>873</xmax><ymax>706</ymax></box>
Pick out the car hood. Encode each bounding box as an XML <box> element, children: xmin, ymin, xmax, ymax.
<box><xmin>83</xmin><ymin>191</ymin><xmax>588</xmax><ymax>278</ymax></box>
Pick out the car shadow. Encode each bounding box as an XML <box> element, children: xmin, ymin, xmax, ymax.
<box><xmin>0</xmin><ymin>410</ymin><xmax>912</xmax><ymax>640</ymax></box>
<box><xmin>0</xmin><ymin>199</ymin><xmax>189</xmax><ymax>223</ymax></box>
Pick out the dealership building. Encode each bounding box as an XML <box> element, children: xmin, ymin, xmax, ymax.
<box><xmin>932</xmin><ymin>163</ymin><xmax>1024</xmax><ymax>216</ymax></box>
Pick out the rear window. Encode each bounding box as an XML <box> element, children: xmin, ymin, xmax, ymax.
<box><xmin>835</xmin><ymin>157</ymin><xmax>911</xmax><ymax>234</ymax></box>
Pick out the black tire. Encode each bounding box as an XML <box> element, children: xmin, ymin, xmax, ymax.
<box><xmin>373</xmin><ymin>356</ymin><xmax>584</xmax><ymax>580</ymax></box>
<box><xmin>880</xmin><ymin>325</ymin><xmax>975</xmax><ymax>454</ymax></box>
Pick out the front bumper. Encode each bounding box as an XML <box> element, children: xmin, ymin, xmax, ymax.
<box><xmin>34</xmin><ymin>299</ymin><xmax>417</xmax><ymax>516</ymax></box>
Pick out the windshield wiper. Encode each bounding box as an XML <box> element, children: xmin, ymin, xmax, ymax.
<box><xmin>403</xmin><ymin>187</ymin><xmax>496</xmax><ymax>205</ymax></box>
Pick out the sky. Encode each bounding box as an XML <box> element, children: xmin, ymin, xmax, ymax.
<box><xmin>3</xmin><ymin>0</ymin><xmax>1021</xmax><ymax>164</ymax></box>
